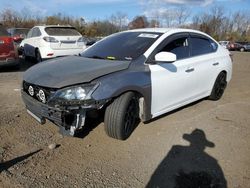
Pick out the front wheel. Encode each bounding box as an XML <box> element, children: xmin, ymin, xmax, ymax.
<box><xmin>104</xmin><ymin>92</ymin><xmax>139</xmax><ymax>140</ymax></box>
<box><xmin>209</xmin><ymin>72</ymin><xmax>227</xmax><ymax>101</ymax></box>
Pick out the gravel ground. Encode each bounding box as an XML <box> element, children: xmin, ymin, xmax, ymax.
<box><xmin>0</xmin><ymin>52</ymin><xmax>250</xmax><ymax>188</ymax></box>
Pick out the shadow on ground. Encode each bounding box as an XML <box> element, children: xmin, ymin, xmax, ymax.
<box><xmin>146</xmin><ymin>129</ymin><xmax>227</xmax><ymax>188</ymax></box>
<box><xmin>0</xmin><ymin>149</ymin><xmax>42</xmax><ymax>173</ymax></box>
<box><xmin>74</xmin><ymin>116</ymin><xmax>103</xmax><ymax>139</ymax></box>
<box><xmin>58</xmin><ymin>110</ymin><xmax>105</xmax><ymax>139</ymax></box>
<box><xmin>0</xmin><ymin>58</ymin><xmax>35</xmax><ymax>73</ymax></box>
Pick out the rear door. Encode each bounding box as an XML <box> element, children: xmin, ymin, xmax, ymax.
<box><xmin>0</xmin><ymin>26</ymin><xmax>11</xmax><ymax>54</ymax></box>
<box><xmin>0</xmin><ymin>26</ymin><xmax>15</xmax><ymax>60</ymax></box>
<box><xmin>189</xmin><ymin>33</ymin><xmax>220</xmax><ymax>95</ymax></box>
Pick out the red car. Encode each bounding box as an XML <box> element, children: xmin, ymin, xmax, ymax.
<box><xmin>0</xmin><ymin>24</ymin><xmax>19</xmax><ymax>68</ymax></box>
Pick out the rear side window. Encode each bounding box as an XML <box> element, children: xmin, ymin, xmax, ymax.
<box><xmin>190</xmin><ymin>36</ymin><xmax>218</xmax><ymax>56</ymax></box>
<box><xmin>32</xmin><ymin>28</ymin><xmax>41</xmax><ymax>37</ymax></box>
<box><xmin>27</xmin><ymin>29</ymin><xmax>32</xmax><ymax>38</ymax></box>
<box><xmin>45</xmin><ymin>27</ymin><xmax>80</xmax><ymax>36</ymax></box>
<box><xmin>0</xmin><ymin>26</ymin><xmax>9</xmax><ymax>36</ymax></box>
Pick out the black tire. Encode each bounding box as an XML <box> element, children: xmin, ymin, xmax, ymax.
<box><xmin>104</xmin><ymin>92</ymin><xmax>139</xmax><ymax>140</ymax></box>
<box><xmin>35</xmin><ymin>49</ymin><xmax>42</xmax><ymax>63</ymax></box>
<box><xmin>22</xmin><ymin>49</ymin><xmax>29</xmax><ymax>61</ymax></box>
<box><xmin>209</xmin><ymin>72</ymin><xmax>227</xmax><ymax>101</ymax></box>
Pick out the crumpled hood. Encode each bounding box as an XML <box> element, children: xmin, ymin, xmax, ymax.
<box><xmin>23</xmin><ymin>56</ymin><xmax>130</xmax><ymax>88</ymax></box>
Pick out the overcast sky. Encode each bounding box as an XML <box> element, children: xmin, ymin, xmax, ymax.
<box><xmin>0</xmin><ymin>0</ymin><xmax>249</xmax><ymax>21</ymax></box>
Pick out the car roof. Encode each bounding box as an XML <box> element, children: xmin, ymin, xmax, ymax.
<box><xmin>35</xmin><ymin>25</ymin><xmax>74</xmax><ymax>28</ymax></box>
<box><xmin>126</xmin><ymin>28</ymin><xmax>208</xmax><ymax>35</ymax></box>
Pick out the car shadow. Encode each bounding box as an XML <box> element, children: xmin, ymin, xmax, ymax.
<box><xmin>74</xmin><ymin>110</ymin><xmax>105</xmax><ymax>139</ymax></box>
<box><xmin>0</xmin><ymin>58</ymin><xmax>34</xmax><ymax>73</ymax></box>
<box><xmin>0</xmin><ymin>149</ymin><xmax>42</xmax><ymax>173</ymax></box>
<box><xmin>146</xmin><ymin>129</ymin><xmax>227</xmax><ymax>188</ymax></box>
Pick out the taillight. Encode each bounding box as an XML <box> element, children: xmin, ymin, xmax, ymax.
<box><xmin>43</xmin><ymin>36</ymin><xmax>59</xmax><ymax>43</ymax></box>
<box><xmin>0</xmin><ymin>37</ymin><xmax>14</xmax><ymax>49</ymax></box>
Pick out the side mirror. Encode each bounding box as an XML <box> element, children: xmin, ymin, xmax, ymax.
<box><xmin>155</xmin><ymin>52</ymin><xmax>177</xmax><ymax>63</ymax></box>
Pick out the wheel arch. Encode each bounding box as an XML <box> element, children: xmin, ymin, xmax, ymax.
<box><xmin>108</xmin><ymin>88</ymin><xmax>152</xmax><ymax>122</ymax></box>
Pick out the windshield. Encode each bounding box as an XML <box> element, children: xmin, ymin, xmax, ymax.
<box><xmin>81</xmin><ymin>32</ymin><xmax>162</xmax><ymax>61</ymax></box>
<box><xmin>45</xmin><ymin>27</ymin><xmax>81</xmax><ymax>36</ymax></box>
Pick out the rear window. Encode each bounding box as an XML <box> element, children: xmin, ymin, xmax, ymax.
<box><xmin>45</xmin><ymin>27</ymin><xmax>80</xmax><ymax>36</ymax></box>
<box><xmin>0</xmin><ymin>26</ymin><xmax>9</xmax><ymax>36</ymax></box>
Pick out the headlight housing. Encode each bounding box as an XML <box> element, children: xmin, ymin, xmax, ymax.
<box><xmin>48</xmin><ymin>83</ymin><xmax>99</xmax><ymax>106</ymax></box>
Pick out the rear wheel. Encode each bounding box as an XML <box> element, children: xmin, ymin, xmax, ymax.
<box><xmin>22</xmin><ymin>49</ymin><xmax>29</xmax><ymax>61</ymax></box>
<box><xmin>104</xmin><ymin>92</ymin><xmax>139</xmax><ymax>140</ymax></box>
<box><xmin>240</xmin><ymin>47</ymin><xmax>245</xmax><ymax>52</ymax></box>
<box><xmin>209</xmin><ymin>72</ymin><xmax>227</xmax><ymax>101</ymax></box>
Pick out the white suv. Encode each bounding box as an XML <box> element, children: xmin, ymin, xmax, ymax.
<box><xmin>20</xmin><ymin>25</ymin><xmax>86</xmax><ymax>62</ymax></box>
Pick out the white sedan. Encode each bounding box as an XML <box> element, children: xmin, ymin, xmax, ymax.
<box><xmin>20</xmin><ymin>25</ymin><xmax>86</xmax><ymax>62</ymax></box>
<box><xmin>21</xmin><ymin>28</ymin><xmax>232</xmax><ymax>140</ymax></box>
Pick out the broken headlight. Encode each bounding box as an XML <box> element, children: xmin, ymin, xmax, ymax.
<box><xmin>48</xmin><ymin>83</ymin><xmax>99</xmax><ymax>106</ymax></box>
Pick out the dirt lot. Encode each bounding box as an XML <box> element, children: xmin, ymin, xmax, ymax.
<box><xmin>0</xmin><ymin>52</ymin><xmax>250</xmax><ymax>188</ymax></box>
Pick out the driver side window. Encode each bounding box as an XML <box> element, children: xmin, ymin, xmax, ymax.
<box><xmin>159</xmin><ymin>36</ymin><xmax>190</xmax><ymax>60</ymax></box>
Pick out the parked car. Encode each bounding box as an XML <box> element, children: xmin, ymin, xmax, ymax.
<box><xmin>0</xmin><ymin>24</ymin><xmax>19</xmax><ymax>68</ymax></box>
<box><xmin>219</xmin><ymin>41</ymin><xmax>229</xmax><ymax>49</ymax></box>
<box><xmin>8</xmin><ymin>27</ymin><xmax>30</xmax><ymax>55</ymax></box>
<box><xmin>20</xmin><ymin>25</ymin><xmax>87</xmax><ymax>62</ymax></box>
<box><xmin>21</xmin><ymin>28</ymin><xmax>232</xmax><ymax>140</ymax></box>
<box><xmin>7</xmin><ymin>28</ymin><xmax>29</xmax><ymax>44</ymax></box>
<box><xmin>227</xmin><ymin>42</ymin><xmax>244</xmax><ymax>51</ymax></box>
<box><xmin>239</xmin><ymin>43</ymin><xmax>250</xmax><ymax>52</ymax></box>
<box><xmin>84</xmin><ymin>37</ymin><xmax>97</xmax><ymax>46</ymax></box>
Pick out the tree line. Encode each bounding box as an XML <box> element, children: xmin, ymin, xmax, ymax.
<box><xmin>1</xmin><ymin>6</ymin><xmax>250</xmax><ymax>41</ymax></box>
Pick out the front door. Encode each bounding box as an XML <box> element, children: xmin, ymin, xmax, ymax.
<box><xmin>148</xmin><ymin>34</ymin><xmax>199</xmax><ymax>117</ymax></box>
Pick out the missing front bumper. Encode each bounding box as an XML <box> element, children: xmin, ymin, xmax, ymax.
<box><xmin>22</xmin><ymin>91</ymin><xmax>88</xmax><ymax>136</ymax></box>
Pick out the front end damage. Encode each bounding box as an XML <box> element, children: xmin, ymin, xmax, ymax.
<box><xmin>22</xmin><ymin>81</ymin><xmax>108</xmax><ymax>136</ymax></box>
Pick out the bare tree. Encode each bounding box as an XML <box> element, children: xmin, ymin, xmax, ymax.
<box><xmin>129</xmin><ymin>16</ymin><xmax>149</xmax><ymax>29</ymax></box>
<box><xmin>175</xmin><ymin>6</ymin><xmax>191</xmax><ymax>26</ymax></box>
<box><xmin>110</xmin><ymin>12</ymin><xmax>128</xmax><ymax>31</ymax></box>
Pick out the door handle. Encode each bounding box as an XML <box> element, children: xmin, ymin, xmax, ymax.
<box><xmin>213</xmin><ymin>62</ymin><xmax>219</xmax><ymax>66</ymax></box>
<box><xmin>185</xmin><ymin>68</ymin><xmax>194</xmax><ymax>73</ymax></box>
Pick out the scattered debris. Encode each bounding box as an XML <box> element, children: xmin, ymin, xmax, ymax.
<box><xmin>48</xmin><ymin>143</ymin><xmax>57</xmax><ymax>150</ymax></box>
<box><xmin>215</xmin><ymin>116</ymin><xmax>233</xmax><ymax>122</ymax></box>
